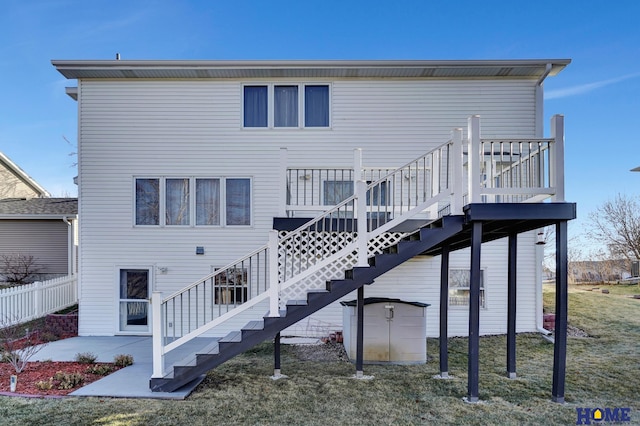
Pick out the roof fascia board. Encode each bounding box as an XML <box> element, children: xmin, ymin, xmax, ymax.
<box><xmin>0</xmin><ymin>151</ymin><xmax>50</xmax><ymax>197</ymax></box>
<box><xmin>51</xmin><ymin>59</ymin><xmax>571</xmax><ymax>80</ymax></box>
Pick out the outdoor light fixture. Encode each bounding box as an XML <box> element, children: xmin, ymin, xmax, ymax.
<box><xmin>536</xmin><ymin>231</ymin><xmax>546</xmax><ymax>245</ymax></box>
<box><xmin>299</xmin><ymin>174</ymin><xmax>311</xmax><ymax>180</ymax></box>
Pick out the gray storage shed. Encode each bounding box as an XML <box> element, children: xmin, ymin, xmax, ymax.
<box><xmin>341</xmin><ymin>297</ymin><xmax>429</xmax><ymax>364</ymax></box>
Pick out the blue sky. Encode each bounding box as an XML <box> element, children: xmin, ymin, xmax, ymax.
<box><xmin>1</xmin><ymin>0</ymin><xmax>639</xmax><ymax>246</ymax></box>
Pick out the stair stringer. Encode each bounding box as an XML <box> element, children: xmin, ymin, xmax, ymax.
<box><xmin>149</xmin><ymin>215</ymin><xmax>464</xmax><ymax>392</ymax></box>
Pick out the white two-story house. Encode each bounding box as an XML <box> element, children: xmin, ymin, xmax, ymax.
<box><xmin>53</xmin><ymin>59</ymin><xmax>575</xmax><ymax>401</ymax></box>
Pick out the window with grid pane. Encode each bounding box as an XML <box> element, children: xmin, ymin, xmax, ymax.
<box><xmin>449</xmin><ymin>269</ymin><xmax>486</xmax><ymax>308</ymax></box>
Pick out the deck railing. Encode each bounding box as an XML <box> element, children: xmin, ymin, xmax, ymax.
<box><xmin>151</xmin><ymin>114</ymin><xmax>565</xmax><ymax>379</ymax></box>
<box><xmin>0</xmin><ymin>275</ymin><xmax>78</xmax><ymax>327</ymax></box>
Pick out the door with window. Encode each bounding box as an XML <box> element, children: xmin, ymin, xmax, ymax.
<box><xmin>119</xmin><ymin>269</ymin><xmax>150</xmax><ymax>333</ymax></box>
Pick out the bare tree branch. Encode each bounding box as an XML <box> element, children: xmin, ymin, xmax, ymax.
<box><xmin>589</xmin><ymin>194</ymin><xmax>640</xmax><ymax>261</ymax></box>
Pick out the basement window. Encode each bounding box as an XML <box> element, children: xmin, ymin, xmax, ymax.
<box><xmin>214</xmin><ymin>267</ymin><xmax>248</xmax><ymax>305</ymax></box>
<box><xmin>449</xmin><ymin>269</ymin><xmax>486</xmax><ymax>308</ymax></box>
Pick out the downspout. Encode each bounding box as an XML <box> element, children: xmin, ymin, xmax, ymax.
<box><xmin>63</xmin><ymin>216</ymin><xmax>74</xmax><ymax>276</ymax></box>
<box><xmin>534</xmin><ymin>64</ymin><xmax>553</xmax><ymax>336</ymax></box>
<box><xmin>535</xmin><ymin>63</ymin><xmax>552</xmax><ymax>138</ymax></box>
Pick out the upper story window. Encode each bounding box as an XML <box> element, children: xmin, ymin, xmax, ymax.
<box><xmin>243</xmin><ymin>84</ymin><xmax>330</xmax><ymax>129</ymax></box>
<box><xmin>135</xmin><ymin>177</ymin><xmax>251</xmax><ymax>227</ymax></box>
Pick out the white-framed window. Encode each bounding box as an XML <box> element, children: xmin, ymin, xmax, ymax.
<box><xmin>135</xmin><ymin>177</ymin><xmax>251</xmax><ymax>227</ymax></box>
<box><xmin>243</xmin><ymin>83</ymin><xmax>330</xmax><ymax>128</ymax></box>
<box><xmin>449</xmin><ymin>269</ymin><xmax>486</xmax><ymax>308</ymax></box>
<box><xmin>214</xmin><ymin>267</ymin><xmax>248</xmax><ymax>305</ymax></box>
<box><xmin>323</xmin><ymin>180</ymin><xmax>353</xmax><ymax>205</ymax></box>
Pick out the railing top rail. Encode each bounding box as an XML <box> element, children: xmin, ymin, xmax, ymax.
<box><xmin>364</xmin><ymin>139</ymin><xmax>452</xmax><ymax>189</ymax></box>
<box><xmin>287</xmin><ymin>166</ymin><xmax>353</xmax><ymax>171</ymax></box>
<box><xmin>480</xmin><ymin>138</ymin><xmax>554</xmax><ymax>143</ymax></box>
<box><xmin>280</xmin><ymin>140</ymin><xmax>452</xmax><ymax>244</ymax></box>
<box><xmin>161</xmin><ymin>244</ymin><xmax>269</xmax><ymax>303</ymax></box>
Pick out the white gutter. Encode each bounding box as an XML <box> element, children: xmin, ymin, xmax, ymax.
<box><xmin>0</xmin><ymin>214</ymin><xmax>78</xmax><ymax>220</ymax></box>
<box><xmin>536</xmin><ymin>63</ymin><xmax>553</xmax><ymax>86</ymax></box>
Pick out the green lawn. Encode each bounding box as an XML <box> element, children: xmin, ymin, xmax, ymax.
<box><xmin>1</xmin><ymin>285</ymin><xmax>638</xmax><ymax>425</ymax></box>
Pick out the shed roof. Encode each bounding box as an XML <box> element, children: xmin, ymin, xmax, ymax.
<box><xmin>52</xmin><ymin>59</ymin><xmax>570</xmax><ymax>80</ymax></box>
<box><xmin>0</xmin><ymin>198</ymin><xmax>77</xmax><ymax>217</ymax></box>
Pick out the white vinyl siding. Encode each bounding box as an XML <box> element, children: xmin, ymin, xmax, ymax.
<box><xmin>76</xmin><ymin>77</ymin><xmax>539</xmax><ymax>336</ymax></box>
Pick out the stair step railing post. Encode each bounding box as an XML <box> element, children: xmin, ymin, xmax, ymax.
<box><xmin>268</xmin><ymin>230</ymin><xmax>280</xmax><ymax>317</ymax></box>
<box><xmin>468</xmin><ymin>115</ymin><xmax>481</xmax><ymax>204</ymax></box>
<box><xmin>279</xmin><ymin>148</ymin><xmax>288</xmax><ymax>217</ymax></box>
<box><xmin>151</xmin><ymin>291</ymin><xmax>164</xmax><ymax>378</ymax></box>
<box><xmin>451</xmin><ymin>128</ymin><xmax>464</xmax><ymax>215</ymax></box>
<box><xmin>356</xmin><ymin>180</ymin><xmax>369</xmax><ymax>267</ymax></box>
<box><xmin>550</xmin><ymin>114</ymin><xmax>565</xmax><ymax>202</ymax></box>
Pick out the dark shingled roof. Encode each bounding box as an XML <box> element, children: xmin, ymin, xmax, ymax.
<box><xmin>0</xmin><ymin>198</ymin><xmax>77</xmax><ymax>216</ymax></box>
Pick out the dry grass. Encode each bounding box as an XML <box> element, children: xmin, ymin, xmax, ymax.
<box><xmin>0</xmin><ymin>284</ymin><xmax>638</xmax><ymax>425</ymax></box>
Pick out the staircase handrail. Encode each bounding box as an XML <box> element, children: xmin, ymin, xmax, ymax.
<box><xmin>161</xmin><ymin>244</ymin><xmax>269</xmax><ymax>303</ymax></box>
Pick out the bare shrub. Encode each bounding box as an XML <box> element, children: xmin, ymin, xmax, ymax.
<box><xmin>0</xmin><ymin>253</ymin><xmax>42</xmax><ymax>285</ymax></box>
<box><xmin>0</xmin><ymin>316</ymin><xmax>48</xmax><ymax>373</ymax></box>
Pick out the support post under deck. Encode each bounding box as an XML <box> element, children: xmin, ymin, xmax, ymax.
<box><xmin>552</xmin><ymin>221</ymin><xmax>568</xmax><ymax>403</ymax></box>
<box><xmin>274</xmin><ymin>332</ymin><xmax>281</xmax><ymax>377</ymax></box>
<box><xmin>507</xmin><ymin>233</ymin><xmax>517</xmax><ymax>379</ymax></box>
<box><xmin>356</xmin><ymin>285</ymin><xmax>364</xmax><ymax>378</ymax></box>
<box><xmin>467</xmin><ymin>221</ymin><xmax>482</xmax><ymax>402</ymax></box>
<box><xmin>439</xmin><ymin>244</ymin><xmax>450</xmax><ymax>378</ymax></box>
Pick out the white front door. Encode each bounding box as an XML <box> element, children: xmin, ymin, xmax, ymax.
<box><xmin>119</xmin><ymin>269</ymin><xmax>150</xmax><ymax>333</ymax></box>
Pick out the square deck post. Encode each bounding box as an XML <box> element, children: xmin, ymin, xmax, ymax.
<box><xmin>355</xmin><ymin>285</ymin><xmax>365</xmax><ymax>377</ymax></box>
<box><xmin>151</xmin><ymin>291</ymin><xmax>164</xmax><ymax>379</ymax></box>
<box><xmin>552</xmin><ymin>220</ymin><xmax>568</xmax><ymax>402</ymax></box>
<box><xmin>439</xmin><ymin>244</ymin><xmax>450</xmax><ymax>378</ymax></box>
<box><xmin>467</xmin><ymin>221</ymin><xmax>482</xmax><ymax>402</ymax></box>
<box><xmin>467</xmin><ymin>116</ymin><xmax>481</xmax><ymax>204</ymax></box>
<box><xmin>507</xmin><ymin>233</ymin><xmax>517</xmax><ymax>379</ymax></box>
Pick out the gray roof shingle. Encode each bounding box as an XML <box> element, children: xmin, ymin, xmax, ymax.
<box><xmin>0</xmin><ymin>198</ymin><xmax>78</xmax><ymax>216</ymax></box>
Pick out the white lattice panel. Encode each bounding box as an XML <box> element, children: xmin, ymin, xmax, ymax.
<box><xmin>277</xmin><ymin>230</ymin><xmax>408</xmax><ymax>306</ymax></box>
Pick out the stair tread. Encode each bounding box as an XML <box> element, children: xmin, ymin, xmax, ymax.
<box><xmin>242</xmin><ymin>320</ymin><xmax>264</xmax><ymax>331</ymax></box>
<box><xmin>166</xmin><ymin>340</ymin><xmax>220</xmax><ymax>373</ymax></box>
<box><xmin>286</xmin><ymin>299</ymin><xmax>308</xmax><ymax>306</ymax></box>
<box><xmin>219</xmin><ymin>330</ymin><xmax>242</xmax><ymax>343</ymax></box>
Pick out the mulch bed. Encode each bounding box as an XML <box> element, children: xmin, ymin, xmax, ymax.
<box><xmin>0</xmin><ymin>361</ymin><xmax>123</xmax><ymax>397</ymax></box>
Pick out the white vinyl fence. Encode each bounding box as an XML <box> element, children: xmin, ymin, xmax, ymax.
<box><xmin>0</xmin><ymin>275</ymin><xmax>78</xmax><ymax>327</ymax></box>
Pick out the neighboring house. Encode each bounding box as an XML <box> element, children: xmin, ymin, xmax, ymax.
<box><xmin>53</xmin><ymin>59</ymin><xmax>575</xmax><ymax>399</ymax></box>
<box><xmin>569</xmin><ymin>259</ymin><xmax>632</xmax><ymax>283</ymax></box>
<box><xmin>0</xmin><ymin>151</ymin><xmax>50</xmax><ymax>199</ymax></box>
<box><xmin>0</xmin><ymin>152</ymin><xmax>76</xmax><ymax>281</ymax></box>
<box><xmin>0</xmin><ymin>198</ymin><xmax>78</xmax><ymax>280</ymax></box>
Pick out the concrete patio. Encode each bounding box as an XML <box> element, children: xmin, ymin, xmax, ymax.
<box><xmin>30</xmin><ymin>336</ymin><xmax>217</xmax><ymax>399</ymax></box>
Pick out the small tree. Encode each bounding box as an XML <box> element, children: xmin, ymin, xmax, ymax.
<box><xmin>589</xmin><ymin>194</ymin><xmax>640</xmax><ymax>262</ymax></box>
<box><xmin>0</xmin><ymin>317</ymin><xmax>48</xmax><ymax>373</ymax></box>
<box><xmin>0</xmin><ymin>253</ymin><xmax>41</xmax><ymax>284</ymax></box>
